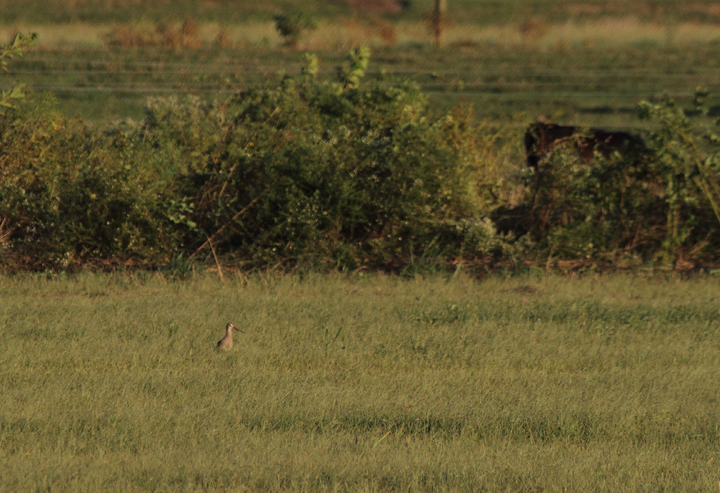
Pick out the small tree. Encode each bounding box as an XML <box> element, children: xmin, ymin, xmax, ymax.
<box><xmin>337</xmin><ymin>46</ymin><xmax>370</xmax><ymax>90</ymax></box>
<box><xmin>273</xmin><ymin>13</ymin><xmax>317</xmax><ymax>49</ymax></box>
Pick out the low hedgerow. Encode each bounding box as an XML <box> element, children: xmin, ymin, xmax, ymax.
<box><xmin>0</xmin><ymin>48</ymin><xmax>518</xmax><ymax>271</ymax></box>
<box><xmin>138</xmin><ymin>48</ymin><xmax>518</xmax><ymax>270</ymax></box>
<box><xmin>3</xmin><ymin>38</ymin><xmax>720</xmax><ymax>272</ymax></box>
<box><xmin>0</xmin><ymin>97</ymin><xmax>182</xmax><ymax>269</ymax></box>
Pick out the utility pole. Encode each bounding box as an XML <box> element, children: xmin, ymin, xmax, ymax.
<box><xmin>432</xmin><ymin>0</ymin><xmax>447</xmax><ymax>47</ymax></box>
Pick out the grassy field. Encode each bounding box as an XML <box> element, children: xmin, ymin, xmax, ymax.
<box><xmin>3</xmin><ymin>7</ymin><xmax>720</xmax><ymax>486</ymax></box>
<box><xmin>4</xmin><ymin>0</ymin><xmax>720</xmax><ymax>25</ymax></box>
<box><xmin>1</xmin><ymin>0</ymin><xmax>720</xmax><ymax>126</ymax></box>
<box><xmin>1</xmin><ymin>272</ymin><xmax>719</xmax><ymax>490</ymax></box>
<box><xmin>8</xmin><ymin>40</ymin><xmax>720</xmax><ymax>127</ymax></box>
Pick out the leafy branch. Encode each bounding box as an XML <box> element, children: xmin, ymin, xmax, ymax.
<box><xmin>0</xmin><ymin>32</ymin><xmax>38</xmax><ymax>113</ymax></box>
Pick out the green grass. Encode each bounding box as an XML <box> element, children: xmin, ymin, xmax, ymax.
<box><xmin>1</xmin><ymin>272</ymin><xmax>719</xmax><ymax>490</ymax></box>
<box><xmin>3</xmin><ymin>0</ymin><xmax>720</xmax><ymax>127</ymax></box>
<box><xmin>9</xmin><ymin>41</ymin><xmax>720</xmax><ymax>127</ymax></box>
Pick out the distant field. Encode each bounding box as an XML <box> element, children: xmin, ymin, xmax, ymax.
<box><xmin>2</xmin><ymin>0</ymin><xmax>720</xmax><ymax>126</ymax></box>
<box><xmin>1</xmin><ymin>272</ymin><xmax>719</xmax><ymax>490</ymax></box>
<box><xmin>3</xmin><ymin>0</ymin><xmax>720</xmax><ymax>24</ymax></box>
<box><xmin>7</xmin><ymin>40</ymin><xmax>720</xmax><ymax>128</ymax></box>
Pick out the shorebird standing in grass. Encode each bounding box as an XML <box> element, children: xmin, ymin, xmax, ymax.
<box><xmin>216</xmin><ymin>322</ymin><xmax>243</xmax><ymax>352</ymax></box>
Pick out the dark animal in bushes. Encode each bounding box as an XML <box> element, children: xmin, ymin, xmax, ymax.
<box><xmin>524</xmin><ymin>121</ymin><xmax>645</xmax><ymax>170</ymax></box>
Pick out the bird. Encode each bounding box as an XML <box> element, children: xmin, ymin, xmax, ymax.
<box><xmin>216</xmin><ymin>322</ymin><xmax>243</xmax><ymax>352</ymax></box>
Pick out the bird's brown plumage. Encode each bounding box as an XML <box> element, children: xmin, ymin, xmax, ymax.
<box><xmin>216</xmin><ymin>322</ymin><xmax>242</xmax><ymax>351</ymax></box>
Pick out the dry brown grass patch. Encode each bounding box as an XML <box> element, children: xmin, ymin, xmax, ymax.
<box><xmin>346</xmin><ymin>0</ymin><xmax>405</xmax><ymax>15</ymax></box>
<box><xmin>103</xmin><ymin>18</ymin><xmax>201</xmax><ymax>49</ymax></box>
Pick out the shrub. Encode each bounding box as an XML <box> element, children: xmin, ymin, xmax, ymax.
<box><xmin>637</xmin><ymin>95</ymin><xmax>720</xmax><ymax>263</ymax></box>
<box><xmin>0</xmin><ymin>98</ymin><xmax>181</xmax><ymax>269</ymax></box>
<box><xmin>139</xmin><ymin>49</ymin><xmax>513</xmax><ymax>270</ymax></box>
<box><xmin>523</xmin><ymin>92</ymin><xmax>720</xmax><ymax>268</ymax></box>
<box><xmin>273</xmin><ymin>13</ymin><xmax>317</xmax><ymax>49</ymax></box>
<box><xmin>525</xmin><ymin>143</ymin><xmax>659</xmax><ymax>261</ymax></box>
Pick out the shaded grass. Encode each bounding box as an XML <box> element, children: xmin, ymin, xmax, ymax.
<box><xmin>1</xmin><ymin>272</ymin><xmax>719</xmax><ymax>490</ymax></box>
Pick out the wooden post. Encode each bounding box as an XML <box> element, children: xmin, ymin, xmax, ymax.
<box><xmin>432</xmin><ymin>0</ymin><xmax>447</xmax><ymax>47</ymax></box>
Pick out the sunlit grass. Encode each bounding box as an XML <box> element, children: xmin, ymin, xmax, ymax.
<box><xmin>1</xmin><ymin>272</ymin><xmax>719</xmax><ymax>490</ymax></box>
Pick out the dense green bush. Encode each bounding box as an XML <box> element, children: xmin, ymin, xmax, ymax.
<box><xmin>524</xmin><ymin>93</ymin><xmax>720</xmax><ymax>268</ymax></box>
<box><xmin>0</xmin><ymin>98</ymin><xmax>180</xmax><ymax>269</ymax></box>
<box><xmin>0</xmin><ymin>33</ymin><xmax>183</xmax><ymax>269</ymax></box>
<box><xmin>0</xmin><ymin>48</ymin><xmax>516</xmax><ymax>271</ymax></box>
<box><xmin>143</xmin><ymin>49</ymin><xmax>511</xmax><ymax>270</ymax></box>
<box><xmin>638</xmin><ymin>96</ymin><xmax>720</xmax><ymax>261</ymax></box>
<box><xmin>525</xmin><ymin>140</ymin><xmax>659</xmax><ymax>262</ymax></box>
